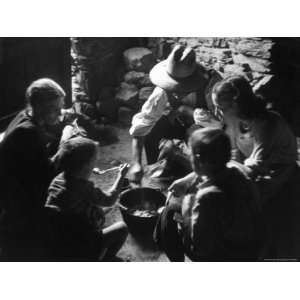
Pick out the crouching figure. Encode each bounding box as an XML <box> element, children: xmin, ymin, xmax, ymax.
<box><xmin>154</xmin><ymin>128</ymin><xmax>261</xmax><ymax>261</ymax></box>
<box><xmin>45</xmin><ymin>137</ymin><xmax>129</xmax><ymax>261</ymax></box>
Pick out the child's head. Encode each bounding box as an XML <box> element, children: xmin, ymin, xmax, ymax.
<box><xmin>56</xmin><ymin>136</ymin><xmax>98</xmax><ymax>177</ymax></box>
<box><xmin>189</xmin><ymin>128</ymin><xmax>231</xmax><ymax>176</ymax></box>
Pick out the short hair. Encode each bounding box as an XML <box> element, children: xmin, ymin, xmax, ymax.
<box><xmin>189</xmin><ymin>128</ymin><xmax>231</xmax><ymax>170</ymax></box>
<box><xmin>56</xmin><ymin>137</ymin><xmax>98</xmax><ymax>174</ymax></box>
<box><xmin>26</xmin><ymin>78</ymin><xmax>66</xmax><ymax>109</ymax></box>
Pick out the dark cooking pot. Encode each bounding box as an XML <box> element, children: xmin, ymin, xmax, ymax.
<box><xmin>118</xmin><ymin>187</ymin><xmax>166</xmax><ymax>234</ymax></box>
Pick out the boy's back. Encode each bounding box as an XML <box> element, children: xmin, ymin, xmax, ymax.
<box><xmin>47</xmin><ymin>172</ymin><xmax>105</xmax><ymax>229</ymax></box>
<box><xmin>45</xmin><ymin>173</ymin><xmax>106</xmax><ymax>260</ymax></box>
<box><xmin>185</xmin><ymin>166</ymin><xmax>260</xmax><ymax>260</ymax></box>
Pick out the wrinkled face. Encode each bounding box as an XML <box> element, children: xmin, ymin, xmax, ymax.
<box><xmin>42</xmin><ymin>96</ymin><xmax>65</xmax><ymax>126</ymax></box>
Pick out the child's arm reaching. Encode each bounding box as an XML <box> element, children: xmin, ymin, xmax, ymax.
<box><xmin>100</xmin><ymin>163</ymin><xmax>129</xmax><ymax>207</ymax></box>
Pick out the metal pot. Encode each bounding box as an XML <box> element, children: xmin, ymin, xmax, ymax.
<box><xmin>118</xmin><ymin>187</ymin><xmax>166</xmax><ymax>234</ymax></box>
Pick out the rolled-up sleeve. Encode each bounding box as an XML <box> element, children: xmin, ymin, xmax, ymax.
<box><xmin>129</xmin><ymin>87</ymin><xmax>169</xmax><ymax>137</ymax></box>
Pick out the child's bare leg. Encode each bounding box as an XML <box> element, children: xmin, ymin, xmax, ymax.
<box><xmin>101</xmin><ymin>221</ymin><xmax>128</xmax><ymax>260</ymax></box>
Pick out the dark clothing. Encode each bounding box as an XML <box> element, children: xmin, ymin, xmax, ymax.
<box><xmin>154</xmin><ymin>202</ymin><xmax>186</xmax><ymax>261</ymax></box>
<box><xmin>188</xmin><ymin>168</ymin><xmax>260</xmax><ymax>260</ymax></box>
<box><xmin>42</xmin><ymin>206</ymin><xmax>104</xmax><ymax>261</ymax></box>
<box><xmin>46</xmin><ymin>173</ymin><xmax>106</xmax><ymax>229</ymax></box>
<box><xmin>256</xmin><ymin>164</ymin><xmax>300</xmax><ymax>260</ymax></box>
<box><xmin>144</xmin><ymin>116</ymin><xmax>187</xmax><ymax>164</ymax></box>
<box><xmin>0</xmin><ymin>110</ymin><xmax>57</xmax><ymax>258</ymax></box>
<box><xmin>134</xmin><ymin>70</ymin><xmax>222</xmax><ymax>165</ymax></box>
<box><xmin>155</xmin><ymin>167</ymin><xmax>261</xmax><ymax>261</ymax></box>
<box><xmin>45</xmin><ymin>173</ymin><xmax>107</xmax><ymax>260</ymax></box>
<box><xmin>0</xmin><ymin>110</ymin><xmax>56</xmax><ymax>216</ymax></box>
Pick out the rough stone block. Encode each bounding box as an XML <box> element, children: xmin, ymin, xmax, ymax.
<box><xmin>179</xmin><ymin>37</ymin><xmax>201</xmax><ymax>48</ymax></box>
<box><xmin>195</xmin><ymin>47</ymin><xmax>233</xmax><ymax>64</ymax></box>
<box><xmin>139</xmin><ymin>86</ymin><xmax>155</xmax><ymax>103</ymax></box>
<box><xmin>115</xmin><ymin>82</ymin><xmax>139</xmax><ymax>108</ymax></box>
<box><xmin>124</xmin><ymin>71</ymin><xmax>152</xmax><ymax>87</ymax></box>
<box><xmin>253</xmin><ymin>74</ymin><xmax>275</xmax><ymax>96</ymax></box>
<box><xmin>197</xmin><ymin>38</ymin><xmax>229</xmax><ymax>48</ymax></box>
<box><xmin>73</xmin><ymin>100</ymin><xmax>97</xmax><ymax>119</ymax></box>
<box><xmin>196</xmin><ymin>38</ymin><xmax>215</xmax><ymax>47</ymax></box>
<box><xmin>223</xmin><ymin>64</ymin><xmax>248</xmax><ymax>77</ymax></box>
<box><xmin>123</xmin><ymin>47</ymin><xmax>155</xmax><ymax>72</ymax></box>
<box><xmin>233</xmin><ymin>54</ymin><xmax>272</xmax><ymax>73</ymax></box>
<box><xmin>232</xmin><ymin>38</ymin><xmax>274</xmax><ymax>59</ymax></box>
<box><xmin>118</xmin><ymin>106</ymin><xmax>136</xmax><ymax>126</ymax></box>
<box><xmin>96</xmin><ymin>97</ymin><xmax>119</xmax><ymax>122</ymax></box>
<box><xmin>158</xmin><ymin>40</ymin><xmax>173</xmax><ymax>59</ymax></box>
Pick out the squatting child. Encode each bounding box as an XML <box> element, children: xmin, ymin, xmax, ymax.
<box><xmin>46</xmin><ymin>136</ymin><xmax>128</xmax><ymax>261</ymax></box>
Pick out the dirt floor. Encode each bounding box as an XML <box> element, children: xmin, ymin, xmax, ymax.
<box><xmin>3</xmin><ymin>121</ymin><xmax>300</xmax><ymax>261</ymax></box>
<box><xmin>90</xmin><ymin>123</ymin><xmax>300</xmax><ymax>262</ymax></box>
<box><xmin>90</xmin><ymin>123</ymin><xmax>169</xmax><ymax>262</ymax></box>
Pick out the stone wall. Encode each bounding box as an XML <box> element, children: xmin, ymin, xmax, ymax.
<box><xmin>148</xmin><ymin>37</ymin><xmax>300</xmax><ymax>135</ymax></box>
<box><xmin>72</xmin><ymin>37</ymin><xmax>300</xmax><ymax>135</ymax></box>
<box><xmin>71</xmin><ymin>37</ymin><xmax>147</xmax><ymax>121</ymax></box>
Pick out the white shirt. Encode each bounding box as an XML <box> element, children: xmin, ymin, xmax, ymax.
<box><xmin>129</xmin><ymin>87</ymin><xmax>174</xmax><ymax>137</ymax></box>
<box><xmin>129</xmin><ymin>70</ymin><xmax>223</xmax><ymax>137</ymax></box>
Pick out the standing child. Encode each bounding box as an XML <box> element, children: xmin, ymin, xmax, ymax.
<box><xmin>46</xmin><ymin>136</ymin><xmax>128</xmax><ymax>261</ymax></box>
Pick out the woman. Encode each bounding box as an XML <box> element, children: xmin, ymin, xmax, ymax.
<box><xmin>170</xmin><ymin>75</ymin><xmax>300</xmax><ymax>259</ymax></box>
<box><xmin>0</xmin><ymin>78</ymin><xmax>66</xmax><ymax>258</ymax></box>
<box><xmin>211</xmin><ymin>75</ymin><xmax>300</xmax><ymax>259</ymax></box>
<box><xmin>211</xmin><ymin>75</ymin><xmax>298</xmax><ymax>208</ymax></box>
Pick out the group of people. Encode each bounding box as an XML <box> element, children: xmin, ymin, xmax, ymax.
<box><xmin>130</xmin><ymin>45</ymin><xmax>300</xmax><ymax>261</ymax></box>
<box><xmin>0</xmin><ymin>44</ymin><xmax>299</xmax><ymax>261</ymax></box>
<box><xmin>0</xmin><ymin>79</ymin><xmax>129</xmax><ymax>261</ymax></box>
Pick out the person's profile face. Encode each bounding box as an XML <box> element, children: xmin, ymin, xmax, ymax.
<box><xmin>189</xmin><ymin>140</ymin><xmax>203</xmax><ymax>175</ymax></box>
<box><xmin>212</xmin><ymin>92</ymin><xmax>236</xmax><ymax>124</ymax></box>
<box><xmin>191</xmin><ymin>153</ymin><xmax>205</xmax><ymax>176</ymax></box>
<box><xmin>212</xmin><ymin>93</ymin><xmax>224</xmax><ymax>119</ymax></box>
<box><xmin>87</xmin><ymin>149</ymin><xmax>98</xmax><ymax>176</ymax></box>
<box><xmin>43</xmin><ymin>96</ymin><xmax>65</xmax><ymax>126</ymax></box>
